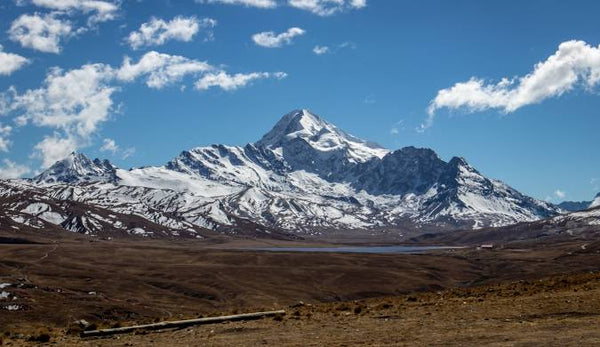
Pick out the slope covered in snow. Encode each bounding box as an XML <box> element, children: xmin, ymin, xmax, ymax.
<box><xmin>1</xmin><ymin>109</ymin><xmax>560</xmax><ymax>238</ymax></box>
<box><xmin>33</xmin><ymin>152</ymin><xmax>117</xmax><ymax>185</ymax></box>
<box><xmin>590</xmin><ymin>193</ymin><xmax>600</xmax><ymax>209</ymax></box>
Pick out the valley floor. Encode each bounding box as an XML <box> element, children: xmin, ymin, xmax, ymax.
<box><xmin>1</xmin><ymin>234</ymin><xmax>600</xmax><ymax>345</ymax></box>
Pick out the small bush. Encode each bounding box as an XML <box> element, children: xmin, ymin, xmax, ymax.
<box><xmin>28</xmin><ymin>328</ymin><xmax>50</xmax><ymax>343</ymax></box>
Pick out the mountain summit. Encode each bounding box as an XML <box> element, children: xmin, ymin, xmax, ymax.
<box><xmin>256</xmin><ymin>109</ymin><xmax>389</xmax><ymax>163</ymax></box>
<box><xmin>7</xmin><ymin>110</ymin><xmax>560</xmax><ymax>238</ymax></box>
<box><xmin>33</xmin><ymin>152</ymin><xmax>117</xmax><ymax>184</ymax></box>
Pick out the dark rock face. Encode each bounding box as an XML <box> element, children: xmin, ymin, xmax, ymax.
<box><xmin>558</xmin><ymin>201</ymin><xmax>592</xmax><ymax>212</ymax></box>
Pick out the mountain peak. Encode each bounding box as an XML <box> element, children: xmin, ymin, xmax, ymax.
<box><xmin>256</xmin><ymin>109</ymin><xmax>389</xmax><ymax>163</ymax></box>
<box><xmin>33</xmin><ymin>152</ymin><xmax>117</xmax><ymax>184</ymax></box>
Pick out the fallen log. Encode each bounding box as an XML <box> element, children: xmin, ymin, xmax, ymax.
<box><xmin>81</xmin><ymin>310</ymin><xmax>286</xmax><ymax>337</ymax></box>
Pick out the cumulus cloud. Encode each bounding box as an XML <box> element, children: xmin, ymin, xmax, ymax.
<box><xmin>1</xmin><ymin>51</ymin><xmax>286</xmax><ymax>166</ymax></box>
<box><xmin>195</xmin><ymin>0</ymin><xmax>277</xmax><ymax>8</ymax></box>
<box><xmin>5</xmin><ymin>63</ymin><xmax>116</xmax><ymax>166</ymax></box>
<box><xmin>313</xmin><ymin>45</ymin><xmax>329</xmax><ymax>55</ymax></box>
<box><xmin>0</xmin><ymin>45</ymin><xmax>29</xmax><ymax>76</ymax></box>
<box><xmin>0</xmin><ymin>159</ymin><xmax>30</xmax><ymax>179</ymax></box>
<box><xmin>117</xmin><ymin>51</ymin><xmax>214</xmax><ymax>88</ymax></box>
<box><xmin>195</xmin><ymin>71</ymin><xmax>286</xmax><ymax>91</ymax></box>
<box><xmin>33</xmin><ymin>134</ymin><xmax>79</xmax><ymax>168</ymax></box>
<box><xmin>127</xmin><ymin>16</ymin><xmax>217</xmax><ymax>50</ymax></box>
<box><xmin>11</xmin><ymin>63</ymin><xmax>116</xmax><ymax>137</ymax></box>
<box><xmin>100</xmin><ymin>138</ymin><xmax>118</xmax><ymax>153</ymax></box>
<box><xmin>288</xmin><ymin>0</ymin><xmax>366</xmax><ymax>16</ymax></box>
<box><xmin>424</xmin><ymin>40</ymin><xmax>600</xmax><ymax>131</ymax></box>
<box><xmin>9</xmin><ymin>13</ymin><xmax>72</xmax><ymax>53</ymax></box>
<box><xmin>252</xmin><ymin>27</ymin><xmax>305</xmax><ymax>48</ymax></box>
<box><xmin>28</xmin><ymin>0</ymin><xmax>119</xmax><ymax>24</ymax></box>
<box><xmin>554</xmin><ymin>189</ymin><xmax>566</xmax><ymax>199</ymax></box>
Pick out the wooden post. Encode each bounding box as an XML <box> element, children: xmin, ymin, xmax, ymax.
<box><xmin>81</xmin><ymin>310</ymin><xmax>285</xmax><ymax>337</ymax></box>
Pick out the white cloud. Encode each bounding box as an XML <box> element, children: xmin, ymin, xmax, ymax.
<box><xmin>127</xmin><ymin>16</ymin><xmax>216</xmax><ymax>50</ymax></box>
<box><xmin>349</xmin><ymin>0</ymin><xmax>366</xmax><ymax>8</ymax></box>
<box><xmin>2</xmin><ymin>51</ymin><xmax>287</xmax><ymax>166</ymax></box>
<box><xmin>117</xmin><ymin>51</ymin><xmax>214</xmax><ymax>88</ymax></box>
<box><xmin>313</xmin><ymin>45</ymin><xmax>329</xmax><ymax>55</ymax></box>
<box><xmin>100</xmin><ymin>138</ymin><xmax>118</xmax><ymax>153</ymax></box>
<box><xmin>425</xmin><ymin>40</ymin><xmax>600</xmax><ymax>130</ymax></box>
<box><xmin>11</xmin><ymin>63</ymin><xmax>116</xmax><ymax>137</ymax></box>
<box><xmin>252</xmin><ymin>27</ymin><xmax>305</xmax><ymax>48</ymax></box>
<box><xmin>121</xmin><ymin>147</ymin><xmax>135</xmax><ymax>159</ymax></box>
<box><xmin>0</xmin><ymin>159</ymin><xmax>30</xmax><ymax>179</ymax></box>
<box><xmin>29</xmin><ymin>0</ymin><xmax>119</xmax><ymax>24</ymax></box>
<box><xmin>0</xmin><ymin>124</ymin><xmax>13</xmax><ymax>152</ymax></box>
<box><xmin>195</xmin><ymin>71</ymin><xmax>286</xmax><ymax>91</ymax></box>
<box><xmin>9</xmin><ymin>13</ymin><xmax>72</xmax><ymax>53</ymax></box>
<box><xmin>554</xmin><ymin>189</ymin><xmax>566</xmax><ymax>199</ymax></box>
<box><xmin>389</xmin><ymin>120</ymin><xmax>404</xmax><ymax>135</ymax></box>
<box><xmin>288</xmin><ymin>0</ymin><xmax>366</xmax><ymax>16</ymax></box>
<box><xmin>196</xmin><ymin>0</ymin><xmax>277</xmax><ymax>8</ymax></box>
<box><xmin>5</xmin><ymin>63</ymin><xmax>116</xmax><ymax>166</ymax></box>
<box><xmin>0</xmin><ymin>45</ymin><xmax>30</xmax><ymax>76</ymax></box>
<box><xmin>33</xmin><ymin>134</ymin><xmax>79</xmax><ymax>168</ymax></box>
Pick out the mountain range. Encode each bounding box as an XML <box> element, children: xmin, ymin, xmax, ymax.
<box><xmin>1</xmin><ymin>109</ymin><xmax>564</xmax><ymax>239</ymax></box>
<box><xmin>558</xmin><ymin>193</ymin><xmax>600</xmax><ymax>212</ymax></box>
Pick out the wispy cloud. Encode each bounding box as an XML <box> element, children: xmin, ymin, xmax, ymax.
<box><xmin>0</xmin><ymin>123</ymin><xmax>13</xmax><ymax>152</ymax></box>
<box><xmin>0</xmin><ymin>159</ymin><xmax>30</xmax><ymax>179</ymax></box>
<box><xmin>591</xmin><ymin>178</ymin><xmax>599</xmax><ymax>192</ymax></box>
<box><xmin>196</xmin><ymin>0</ymin><xmax>366</xmax><ymax>15</ymax></box>
<box><xmin>313</xmin><ymin>45</ymin><xmax>329</xmax><ymax>55</ymax></box>
<box><xmin>288</xmin><ymin>0</ymin><xmax>366</xmax><ymax>16</ymax></box>
<box><xmin>554</xmin><ymin>189</ymin><xmax>566</xmax><ymax>199</ymax></box>
<box><xmin>121</xmin><ymin>147</ymin><xmax>135</xmax><ymax>159</ymax></box>
<box><xmin>195</xmin><ymin>0</ymin><xmax>277</xmax><ymax>8</ymax></box>
<box><xmin>126</xmin><ymin>16</ymin><xmax>217</xmax><ymax>50</ymax></box>
<box><xmin>390</xmin><ymin>120</ymin><xmax>405</xmax><ymax>135</ymax></box>
<box><xmin>195</xmin><ymin>71</ymin><xmax>286</xmax><ymax>91</ymax></box>
<box><xmin>313</xmin><ymin>41</ymin><xmax>356</xmax><ymax>55</ymax></box>
<box><xmin>100</xmin><ymin>138</ymin><xmax>118</xmax><ymax>153</ymax></box>
<box><xmin>252</xmin><ymin>27</ymin><xmax>305</xmax><ymax>48</ymax></box>
<box><xmin>423</xmin><ymin>40</ymin><xmax>600</xmax><ymax>131</ymax></box>
<box><xmin>117</xmin><ymin>51</ymin><xmax>213</xmax><ymax>88</ymax></box>
<box><xmin>27</xmin><ymin>0</ymin><xmax>120</xmax><ymax>24</ymax></box>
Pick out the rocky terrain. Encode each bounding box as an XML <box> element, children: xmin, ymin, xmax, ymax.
<box><xmin>0</xmin><ymin>109</ymin><xmax>560</xmax><ymax>239</ymax></box>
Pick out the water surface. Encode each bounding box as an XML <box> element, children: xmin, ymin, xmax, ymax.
<box><xmin>249</xmin><ymin>245</ymin><xmax>457</xmax><ymax>254</ymax></box>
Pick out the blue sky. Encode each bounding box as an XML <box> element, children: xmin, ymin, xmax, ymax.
<box><xmin>0</xmin><ymin>0</ymin><xmax>599</xmax><ymax>202</ymax></box>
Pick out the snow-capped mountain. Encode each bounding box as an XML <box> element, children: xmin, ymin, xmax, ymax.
<box><xmin>33</xmin><ymin>152</ymin><xmax>117</xmax><ymax>184</ymax></box>
<box><xmin>1</xmin><ymin>109</ymin><xmax>559</xmax><ymax>238</ymax></box>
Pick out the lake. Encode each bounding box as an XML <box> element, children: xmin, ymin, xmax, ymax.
<box><xmin>247</xmin><ymin>245</ymin><xmax>459</xmax><ymax>254</ymax></box>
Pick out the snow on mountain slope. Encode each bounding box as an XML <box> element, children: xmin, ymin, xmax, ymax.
<box><xmin>590</xmin><ymin>193</ymin><xmax>600</xmax><ymax>209</ymax></box>
<box><xmin>257</xmin><ymin>109</ymin><xmax>389</xmax><ymax>163</ymax></box>
<box><xmin>1</xmin><ymin>109</ymin><xmax>560</xmax><ymax>238</ymax></box>
<box><xmin>33</xmin><ymin>152</ymin><xmax>117</xmax><ymax>184</ymax></box>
